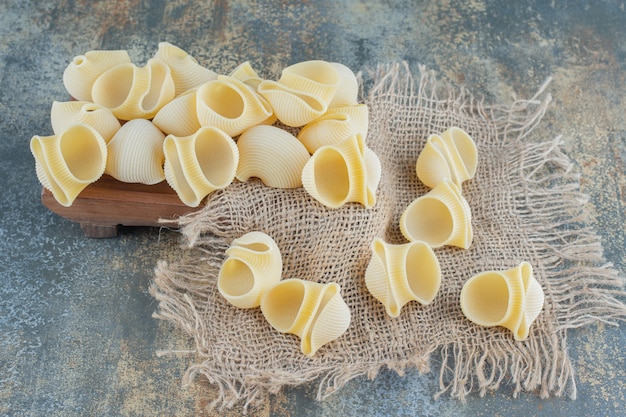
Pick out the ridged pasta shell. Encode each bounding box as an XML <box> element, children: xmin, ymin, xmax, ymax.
<box><xmin>30</xmin><ymin>123</ymin><xmax>107</xmax><ymax>207</ymax></box>
<box><xmin>297</xmin><ymin>104</ymin><xmax>369</xmax><ymax>153</ymax></box>
<box><xmin>301</xmin><ymin>134</ymin><xmax>380</xmax><ymax>208</ymax></box>
<box><xmin>105</xmin><ymin>119</ymin><xmax>166</xmax><ymax>185</ymax></box>
<box><xmin>229</xmin><ymin>61</ymin><xmax>264</xmax><ymax>90</ymax></box>
<box><xmin>279</xmin><ymin>60</ymin><xmax>340</xmax><ymax>104</ymax></box>
<box><xmin>260</xmin><ymin>279</ymin><xmax>351</xmax><ymax>356</ymax></box>
<box><xmin>328</xmin><ymin>62</ymin><xmax>359</xmax><ymax>107</ymax></box>
<box><xmin>163</xmin><ymin>126</ymin><xmax>239</xmax><ymax>207</ymax></box>
<box><xmin>236</xmin><ymin>125</ymin><xmax>310</xmax><ymax>188</ymax></box>
<box><xmin>196</xmin><ymin>75</ymin><xmax>273</xmax><ymax>137</ymax></box>
<box><xmin>365</xmin><ymin>238</ymin><xmax>441</xmax><ymax>317</ymax></box>
<box><xmin>62</xmin><ymin>50</ymin><xmax>131</xmax><ymax>102</ymax></box>
<box><xmin>91</xmin><ymin>58</ymin><xmax>176</xmax><ymax>120</ymax></box>
<box><xmin>400</xmin><ymin>179</ymin><xmax>473</xmax><ymax>248</ymax></box>
<box><xmin>416</xmin><ymin>127</ymin><xmax>478</xmax><ymax>189</ymax></box>
<box><xmin>460</xmin><ymin>261</ymin><xmax>544</xmax><ymax>341</ymax></box>
<box><xmin>153</xmin><ymin>41</ymin><xmax>217</xmax><ymax>96</ymax></box>
<box><xmin>218</xmin><ymin>231</ymin><xmax>282</xmax><ymax>309</ymax></box>
<box><xmin>50</xmin><ymin>101</ymin><xmax>121</xmax><ymax>144</ymax></box>
<box><xmin>152</xmin><ymin>90</ymin><xmax>201</xmax><ymax>137</ymax></box>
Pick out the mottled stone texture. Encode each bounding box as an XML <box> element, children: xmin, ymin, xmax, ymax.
<box><xmin>0</xmin><ymin>1</ymin><xmax>624</xmax><ymax>416</ymax></box>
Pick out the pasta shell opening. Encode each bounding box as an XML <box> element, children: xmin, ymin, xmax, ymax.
<box><xmin>62</xmin><ymin>50</ymin><xmax>131</xmax><ymax>102</ymax></box>
<box><xmin>405</xmin><ymin>241</ymin><xmax>441</xmax><ymax>305</ymax></box>
<box><xmin>261</xmin><ymin>279</ymin><xmax>306</xmax><ymax>332</ymax></box>
<box><xmin>92</xmin><ymin>63</ymin><xmax>136</xmax><ymax>109</ymax></box>
<box><xmin>219</xmin><ymin>258</ymin><xmax>255</xmax><ymax>297</ymax></box>
<box><xmin>460</xmin><ymin>272</ymin><xmax>510</xmax><ymax>326</ymax></box>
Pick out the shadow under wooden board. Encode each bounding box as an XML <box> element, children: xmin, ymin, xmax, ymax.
<box><xmin>41</xmin><ymin>175</ymin><xmax>195</xmax><ymax>238</ymax></box>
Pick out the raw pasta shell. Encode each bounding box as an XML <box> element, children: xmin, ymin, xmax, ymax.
<box><xmin>278</xmin><ymin>60</ymin><xmax>340</xmax><ymax>105</ymax></box>
<box><xmin>50</xmin><ymin>101</ymin><xmax>121</xmax><ymax>144</ymax></box>
<box><xmin>152</xmin><ymin>90</ymin><xmax>201</xmax><ymax>137</ymax></box>
<box><xmin>327</xmin><ymin>104</ymin><xmax>369</xmax><ymax>140</ymax></box>
<box><xmin>163</xmin><ymin>126</ymin><xmax>239</xmax><ymax>207</ymax></box>
<box><xmin>460</xmin><ymin>262</ymin><xmax>544</xmax><ymax>341</ymax></box>
<box><xmin>415</xmin><ymin>134</ymin><xmax>454</xmax><ymax>189</ymax></box>
<box><xmin>153</xmin><ymin>41</ymin><xmax>217</xmax><ymax>96</ymax></box>
<box><xmin>105</xmin><ymin>119</ymin><xmax>166</xmax><ymax>185</ymax></box>
<box><xmin>229</xmin><ymin>61</ymin><xmax>264</xmax><ymax>90</ymax></box>
<box><xmin>236</xmin><ymin>125</ymin><xmax>310</xmax><ymax>189</ymax></box>
<box><xmin>30</xmin><ymin>123</ymin><xmax>107</xmax><ymax>207</ymax></box>
<box><xmin>91</xmin><ymin>58</ymin><xmax>176</xmax><ymax>120</ymax></box>
<box><xmin>365</xmin><ymin>238</ymin><xmax>441</xmax><ymax>317</ymax></box>
<box><xmin>301</xmin><ymin>134</ymin><xmax>379</xmax><ymax>208</ymax></box>
<box><xmin>260</xmin><ymin>279</ymin><xmax>350</xmax><ymax>356</ymax></box>
<box><xmin>440</xmin><ymin>126</ymin><xmax>478</xmax><ymax>184</ymax></box>
<box><xmin>62</xmin><ymin>50</ymin><xmax>131</xmax><ymax>102</ymax></box>
<box><xmin>196</xmin><ymin>75</ymin><xmax>273</xmax><ymax>137</ymax></box>
<box><xmin>329</xmin><ymin>62</ymin><xmax>359</xmax><ymax>107</ymax></box>
<box><xmin>218</xmin><ymin>231</ymin><xmax>282</xmax><ymax>309</ymax></box>
<box><xmin>297</xmin><ymin>106</ymin><xmax>368</xmax><ymax>153</ymax></box>
<box><xmin>400</xmin><ymin>179</ymin><xmax>473</xmax><ymax>248</ymax></box>
<box><xmin>257</xmin><ymin>80</ymin><xmax>327</xmax><ymax>127</ymax></box>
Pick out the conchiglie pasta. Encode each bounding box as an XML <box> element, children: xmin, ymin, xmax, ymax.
<box><xmin>236</xmin><ymin>125</ymin><xmax>310</xmax><ymax>189</ymax></box>
<box><xmin>297</xmin><ymin>104</ymin><xmax>369</xmax><ymax>153</ymax></box>
<box><xmin>50</xmin><ymin>101</ymin><xmax>121</xmax><ymax>144</ymax></box>
<box><xmin>460</xmin><ymin>262</ymin><xmax>544</xmax><ymax>341</ymax></box>
<box><xmin>328</xmin><ymin>62</ymin><xmax>359</xmax><ymax>107</ymax></box>
<box><xmin>229</xmin><ymin>61</ymin><xmax>264</xmax><ymax>90</ymax></box>
<box><xmin>153</xmin><ymin>41</ymin><xmax>217</xmax><ymax>96</ymax></box>
<box><xmin>260</xmin><ymin>279</ymin><xmax>351</xmax><ymax>356</ymax></box>
<box><xmin>152</xmin><ymin>90</ymin><xmax>201</xmax><ymax>137</ymax></box>
<box><xmin>62</xmin><ymin>50</ymin><xmax>131</xmax><ymax>102</ymax></box>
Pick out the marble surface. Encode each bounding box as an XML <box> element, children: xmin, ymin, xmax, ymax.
<box><xmin>1</xmin><ymin>1</ymin><xmax>624</xmax><ymax>415</ymax></box>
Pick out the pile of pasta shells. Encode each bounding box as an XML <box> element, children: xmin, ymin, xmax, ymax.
<box><xmin>30</xmin><ymin>43</ymin><xmax>545</xmax><ymax>355</ymax></box>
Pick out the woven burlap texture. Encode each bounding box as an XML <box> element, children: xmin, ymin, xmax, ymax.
<box><xmin>151</xmin><ymin>63</ymin><xmax>626</xmax><ymax>409</ymax></box>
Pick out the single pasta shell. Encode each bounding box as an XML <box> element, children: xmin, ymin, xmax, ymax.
<box><xmin>440</xmin><ymin>126</ymin><xmax>478</xmax><ymax>184</ymax></box>
<box><xmin>196</xmin><ymin>75</ymin><xmax>273</xmax><ymax>137</ymax></box>
<box><xmin>50</xmin><ymin>101</ymin><xmax>121</xmax><ymax>144</ymax></box>
<box><xmin>105</xmin><ymin>119</ymin><xmax>166</xmax><ymax>185</ymax></box>
<box><xmin>329</xmin><ymin>62</ymin><xmax>359</xmax><ymax>107</ymax></box>
<box><xmin>91</xmin><ymin>58</ymin><xmax>175</xmax><ymax>120</ymax></box>
<box><xmin>152</xmin><ymin>90</ymin><xmax>201</xmax><ymax>137</ymax></box>
<box><xmin>364</xmin><ymin>147</ymin><xmax>382</xmax><ymax>204</ymax></box>
<box><xmin>257</xmin><ymin>80</ymin><xmax>327</xmax><ymax>127</ymax></box>
<box><xmin>302</xmin><ymin>134</ymin><xmax>378</xmax><ymax>208</ymax></box>
<box><xmin>260</xmin><ymin>279</ymin><xmax>350</xmax><ymax>356</ymax></box>
<box><xmin>30</xmin><ymin>123</ymin><xmax>107</xmax><ymax>207</ymax></box>
<box><xmin>236</xmin><ymin>125</ymin><xmax>310</xmax><ymax>188</ymax></box>
<box><xmin>153</xmin><ymin>41</ymin><xmax>217</xmax><ymax>96</ymax></box>
<box><xmin>62</xmin><ymin>50</ymin><xmax>131</xmax><ymax>102</ymax></box>
<box><xmin>163</xmin><ymin>126</ymin><xmax>239</xmax><ymax>207</ymax></box>
<box><xmin>297</xmin><ymin>112</ymin><xmax>356</xmax><ymax>153</ymax></box>
<box><xmin>326</xmin><ymin>104</ymin><xmax>369</xmax><ymax>139</ymax></box>
<box><xmin>400</xmin><ymin>179</ymin><xmax>473</xmax><ymax>248</ymax></box>
<box><xmin>229</xmin><ymin>61</ymin><xmax>264</xmax><ymax>90</ymax></box>
<box><xmin>365</xmin><ymin>238</ymin><xmax>441</xmax><ymax>317</ymax></box>
<box><xmin>415</xmin><ymin>134</ymin><xmax>455</xmax><ymax>189</ymax></box>
<box><xmin>218</xmin><ymin>231</ymin><xmax>282</xmax><ymax>309</ymax></box>
<box><xmin>460</xmin><ymin>262</ymin><xmax>544</xmax><ymax>341</ymax></box>
<box><xmin>278</xmin><ymin>60</ymin><xmax>340</xmax><ymax>105</ymax></box>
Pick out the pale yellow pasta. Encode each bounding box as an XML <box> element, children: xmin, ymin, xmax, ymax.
<box><xmin>228</xmin><ymin>61</ymin><xmax>264</xmax><ymax>90</ymax></box>
<box><xmin>195</xmin><ymin>75</ymin><xmax>273</xmax><ymax>137</ymax></box>
<box><xmin>163</xmin><ymin>126</ymin><xmax>239</xmax><ymax>207</ymax></box>
<box><xmin>91</xmin><ymin>58</ymin><xmax>176</xmax><ymax>120</ymax></box>
<box><xmin>30</xmin><ymin>123</ymin><xmax>107</xmax><ymax>207</ymax></box>
<box><xmin>365</xmin><ymin>238</ymin><xmax>441</xmax><ymax>317</ymax></box>
<box><xmin>301</xmin><ymin>134</ymin><xmax>380</xmax><ymax>209</ymax></box>
<box><xmin>460</xmin><ymin>262</ymin><xmax>544</xmax><ymax>341</ymax></box>
<box><xmin>50</xmin><ymin>101</ymin><xmax>121</xmax><ymax>144</ymax></box>
<box><xmin>152</xmin><ymin>90</ymin><xmax>201</xmax><ymax>137</ymax></box>
<box><xmin>297</xmin><ymin>104</ymin><xmax>369</xmax><ymax>153</ymax></box>
<box><xmin>400</xmin><ymin>179</ymin><xmax>473</xmax><ymax>248</ymax></box>
<box><xmin>105</xmin><ymin>119</ymin><xmax>166</xmax><ymax>185</ymax></box>
<box><xmin>260</xmin><ymin>279</ymin><xmax>351</xmax><ymax>356</ymax></box>
<box><xmin>328</xmin><ymin>62</ymin><xmax>359</xmax><ymax>107</ymax></box>
<box><xmin>218</xmin><ymin>231</ymin><xmax>283</xmax><ymax>309</ymax></box>
<box><xmin>236</xmin><ymin>125</ymin><xmax>310</xmax><ymax>189</ymax></box>
<box><xmin>62</xmin><ymin>50</ymin><xmax>131</xmax><ymax>102</ymax></box>
<box><xmin>153</xmin><ymin>41</ymin><xmax>217</xmax><ymax>96</ymax></box>
<box><xmin>416</xmin><ymin>127</ymin><xmax>477</xmax><ymax>189</ymax></box>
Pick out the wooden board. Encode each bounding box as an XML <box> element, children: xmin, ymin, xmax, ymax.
<box><xmin>41</xmin><ymin>175</ymin><xmax>196</xmax><ymax>238</ymax></box>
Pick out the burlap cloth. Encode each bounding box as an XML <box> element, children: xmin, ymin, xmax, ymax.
<box><xmin>150</xmin><ymin>63</ymin><xmax>626</xmax><ymax>409</ymax></box>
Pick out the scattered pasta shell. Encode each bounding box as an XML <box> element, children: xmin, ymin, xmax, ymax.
<box><xmin>328</xmin><ymin>62</ymin><xmax>359</xmax><ymax>107</ymax></box>
<box><xmin>400</xmin><ymin>179</ymin><xmax>473</xmax><ymax>248</ymax></box>
<box><xmin>50</xmin><ymin>101</ymin><xmax>121</xmax><ymax>144</ymax></box>
<box><xmin>196</xmin><ymin>75</ymin><xmax>273</xmax><ymax>137</ymax></box>
<box><xmin>460</xmin><ymin>261</ymin><xmax>544</xmax><ymax>341</ymax></box>
<box><xmin>279</xmin><ymin>60</ymin><xmax>340</xmax><ymax>104</ymax></box>
<box><xmin>153</xmin><ymin>41</ymin><xmax>217</xmax><ymax>96</ymax></box>
<box><xmin>416</xmin><ymin>127</ymin><xmax>477</xmax><ymax>189</ymax></box>
<box><xmin>62</xmin><ymin>50</ymin><xmax>131</xmax><ymax>102</ymax></box>
<box><xmin>218</xmin><ymin>231</ymin><xmax>282</xmax><ymax>309</ymax></box>
<box><xmin>229</xmin><ymin>61</ymin><xmax>264</xmax><ymax>90</ymax></box>
<box><xmin>236</xmin><ymin>125</ymin><xmax>310</xmax><ymax>188</ymax></box>
<box><xmin>30</xmin><ymin>123</ymin><xmax>107</xmax><ymax>207</ymax></box>
<box><xmin>301</xmin><ymin>134</ymin><xmax>381</xmax><ymax>208</ymax></box>
<box><xmin>365</xmin><ymin>238</ymin><xmax>441</xmax><ymax>317</ymax></box>
<box><xmin>105</xmin><ymin>119</ymin><xmax>166</xmax><ymax>185</ymax></box>
<box><xmin>152</xmin><ymin>90</ymin><xmax>201</xmax><ymax>137</ymax></box>
<box><xmin>91</xmin><ymin>58</ymin><xmax>176</xmax><ymax>120</ymax></box>
<box><xmin>260</xmin><ymin>279</ymin><xmax>351</xmax><ymax>356</ymax></box>
<box><xmin>163</xmin><ymin>126</ymin><xmax>239</xmax><ymax>207</ymax></box>
<box><xmin>297</xmin><ymin>104</ymin><xmax>369</xmax><ymax>153</ymax></box>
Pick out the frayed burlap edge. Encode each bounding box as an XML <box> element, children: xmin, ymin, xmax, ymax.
<box><xmin>150</xmin><ymin>62</ymin><xmax>626</xmax><ymax>410</ymax></box>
